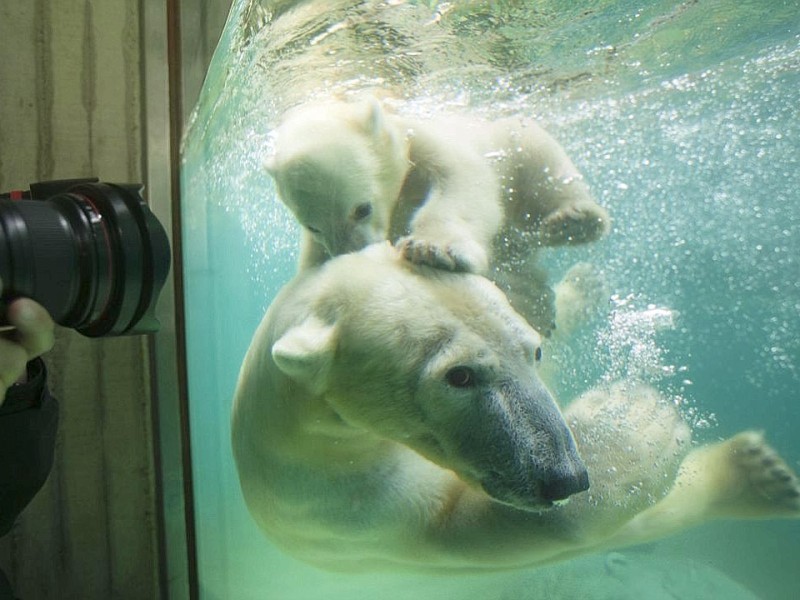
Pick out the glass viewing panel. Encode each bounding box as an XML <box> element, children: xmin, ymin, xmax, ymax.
<box><xmin>180</xmin><ymin>2</ymin><xmax>800</xmax><ymax>598</ymax></box>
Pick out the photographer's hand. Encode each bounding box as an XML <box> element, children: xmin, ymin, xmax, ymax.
<box><xmin>0</xmin><ymin>283</ymin><xmax>58</xmax><ymax>548</ymax></box>
<box><xmin>0</xmin><ymin>285</ymin><xmax>55</xmax><ymax>403</ymax></box>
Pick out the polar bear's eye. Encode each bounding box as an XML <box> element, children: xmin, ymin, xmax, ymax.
<box><xmin>534</xmin><ymin>347</ymin><xmax>543</xmax><ymax>362</ymax></box>
<box><xmin>307</xmin><ymin>225</ymin><xmax>322</xmax><ymax>235</ymax></box>
<box><xmin>445</xmin><ymin>366</ymin><xmax>477</xmax><ymax>388</ymax></box>
<box><xmin>353</xmin><ymin>203</ymin><xmax>373</xmax><ymax>221</ymax></box>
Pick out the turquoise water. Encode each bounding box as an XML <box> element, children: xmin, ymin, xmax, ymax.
<box><xmin>181</xmin><ymin>1</ymin><xmax>799</xmax><ymax>598</ymax></box>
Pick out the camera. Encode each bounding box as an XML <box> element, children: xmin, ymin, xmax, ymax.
<box><xmin>0</xmin><ymin>178</ymin><xmax>170</xmax><ymax>337</ymax></box>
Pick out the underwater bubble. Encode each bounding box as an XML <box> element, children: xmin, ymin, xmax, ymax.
<box><xmin>593</xmin><ymin>294</ymin><xmax>715</xmax><ymax>431</ymax></box>
<box><xmin>597</xmin><ymin>294</ymin><xmax>678</xmax><ymax>385</ymax></box>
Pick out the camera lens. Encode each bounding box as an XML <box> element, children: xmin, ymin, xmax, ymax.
<box><xmin>0</xmin><ymin>180</ymin><xmax>170</xmax><ymax>337</ymax></box>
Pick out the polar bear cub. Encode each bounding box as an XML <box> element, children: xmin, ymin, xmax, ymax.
<box><xmin>265</xmin><ymin>99</ymin><xmax>609</xmax><ymax>334</ymax></box>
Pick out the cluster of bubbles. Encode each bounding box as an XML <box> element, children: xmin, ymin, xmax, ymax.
<box><xmin>593</xmin><ymin>293</ymin><xmax>716</xmax><ymax>431</ymax></box>
<box><xmin>597</xmin><ymin>294</ymin><xmax>679</xmax><ymax>385</ymax></box>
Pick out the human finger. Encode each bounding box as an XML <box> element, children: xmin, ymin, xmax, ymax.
<box><xmin>6</xmin><ymin>298</ymin><xmax>56</xmax><ymax>359</ymax></box>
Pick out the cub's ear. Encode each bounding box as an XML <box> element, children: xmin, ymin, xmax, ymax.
<box><xmin>272</xmin><ymin>316</ymin><xmax>337</xmax><ymax>394</ymax></box>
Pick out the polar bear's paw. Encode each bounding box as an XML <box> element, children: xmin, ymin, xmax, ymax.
<box><xmin>565</xmin><ymin>383</ymin><xmax>691</xmax><ymax>509</ymax></box>
<box><xmin>682</xmin><ymin>431</ymin><xmax>800</xmax><ymax>520</ymax></box>
<box><xmin>396</xmin><ymin>235</ymin><xmax>488</xmax><ymax>274</ymax></box>
<box><xmin>723</xmin><ymin>431</ymin><xmax>800</xmax><ymax>517</ymax></box>
<box><xmin>540</xmin><ymin>202</ymin><xmax>609</xmax><ymax>247</ymax></box>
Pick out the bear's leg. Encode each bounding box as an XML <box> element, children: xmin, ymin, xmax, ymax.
<box><xmin>540</xmin><ymin>201</ymin><xmax>610</xmax><ymax>247</ymax></box>
<box><xmin>552</xmin><ymin>262</ymin><xmax>608</xmax><ymax>339</ymax></box>
<box><xmin>490</xmin><ymin>264</ymin><xmax>557</xmax><ymax>337</ymax></box>
<box><xmin>560</xmin><ymin>383</ymin><xmax>691</xmax><ymax>538</ymax></box>
<box><xmin>668</xmin><ymin>431</ymin><xmax>800</xmax><ymax>519</ymax></box>
<box><xmin>397</xmin><ymin>231</ymin><xmax>490</xmax><ymax>274</ymax></box>
<box><xmin>604</xmin><ymin>431</ymin><xmax>800</xmax><ymax>548</ymax></box>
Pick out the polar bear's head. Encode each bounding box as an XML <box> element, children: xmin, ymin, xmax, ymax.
<box><xmin>270</xmin><ymin>244</ymin><xmax>589</xmax><ymax>509</ymax></box>
<box><xmin>265</xmin><ymin>100</ymin><xmax>410</xmax><ymax>258</ymax></box>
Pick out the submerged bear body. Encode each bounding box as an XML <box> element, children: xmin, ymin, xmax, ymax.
<box><xmin>232</xmin><ymin>244</ymin><xmax>800</xmax><ymax>572</ymax></box>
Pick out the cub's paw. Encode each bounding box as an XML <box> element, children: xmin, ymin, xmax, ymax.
<box><xmin>724</xmin><ymin>431</ymin><xmax>800</xmax><ymax>517</ymax></box>
<box><xmin>540</xmin><ymin>202</ymin><xmax>610</xmax><ymax>246</ymax></box>
<box><xmin>396</xmin><ymin>236</ymin><xmax>488</xmax><ymax>274</ymax></box>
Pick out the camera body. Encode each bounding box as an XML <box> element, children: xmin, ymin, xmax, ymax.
<box><xmin>0</xmin><ymin>178</ymin><xmax>170</xmax><ymax>337</ymax></box>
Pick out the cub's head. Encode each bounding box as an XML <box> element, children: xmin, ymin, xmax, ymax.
<box><xmin>271</xmin><ymin>244</ymin><xmax>589</xmax><ymax>510</ymax></box>
<box><xmin>265</xmin><ymin>100</ymin><xmax>410</xmax><ymax>258</ymax></box>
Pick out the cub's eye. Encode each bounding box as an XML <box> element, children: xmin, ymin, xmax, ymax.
<box><xmin>534</xmin><ymin>347</ymin><xmax>543</xmax><ymax>362</ymax></box>
<box><xmin>307</xmin><ymin>225</ymin><xmax>322</xmax><ymax>235</ymax></box>
<box><xmin>445</xmin><ymin>366</ymin><xmax>477</xmax><ymax>388</ymax></box>
<box><xmin>353</xmin><ymin>203</ymin><xmax>373</xmax><ymax>220</ymax></box>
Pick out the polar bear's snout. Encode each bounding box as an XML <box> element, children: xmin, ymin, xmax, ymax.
<box><xmin>539</xmin><ymin>458</ymin><xmax>591</xmax><ymax>503</ymax></box>
<box><xmin>476</xmin><ymin>379</ymin><xmax>589</xmax><ymax>510</ymax></box>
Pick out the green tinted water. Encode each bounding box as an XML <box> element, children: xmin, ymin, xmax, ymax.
<box><xmin>181</xmin><ymin>1</ymin><xmax>799</xmax><ymax>597</ymax></box>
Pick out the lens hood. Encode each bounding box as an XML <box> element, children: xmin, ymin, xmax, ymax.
<box><xmin>0</xmin><ymin>179</ymin><xmax>171</xmax><ymax>337</ymax></box>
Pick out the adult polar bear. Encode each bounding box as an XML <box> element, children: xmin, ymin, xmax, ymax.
<box><xmin>232</xmin><ymin>243</ymin><xmax>800</xmax><ymax>572</ymax></box>
<box><xmin>265</xmin><ymin>99</ymin><xmax>609</xmax><ymax>335</ymax></box>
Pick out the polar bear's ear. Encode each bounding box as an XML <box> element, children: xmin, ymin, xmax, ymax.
<box><xmin>272</xmin><ymin>316</ymin><xmax>337</xmax><ymax>394</ymax></box>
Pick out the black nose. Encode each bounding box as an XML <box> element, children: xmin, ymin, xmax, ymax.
<box><xmin>541</xmin><ymin>467</ymin><xmax>590</xmax><ymax>502</ymax></box>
